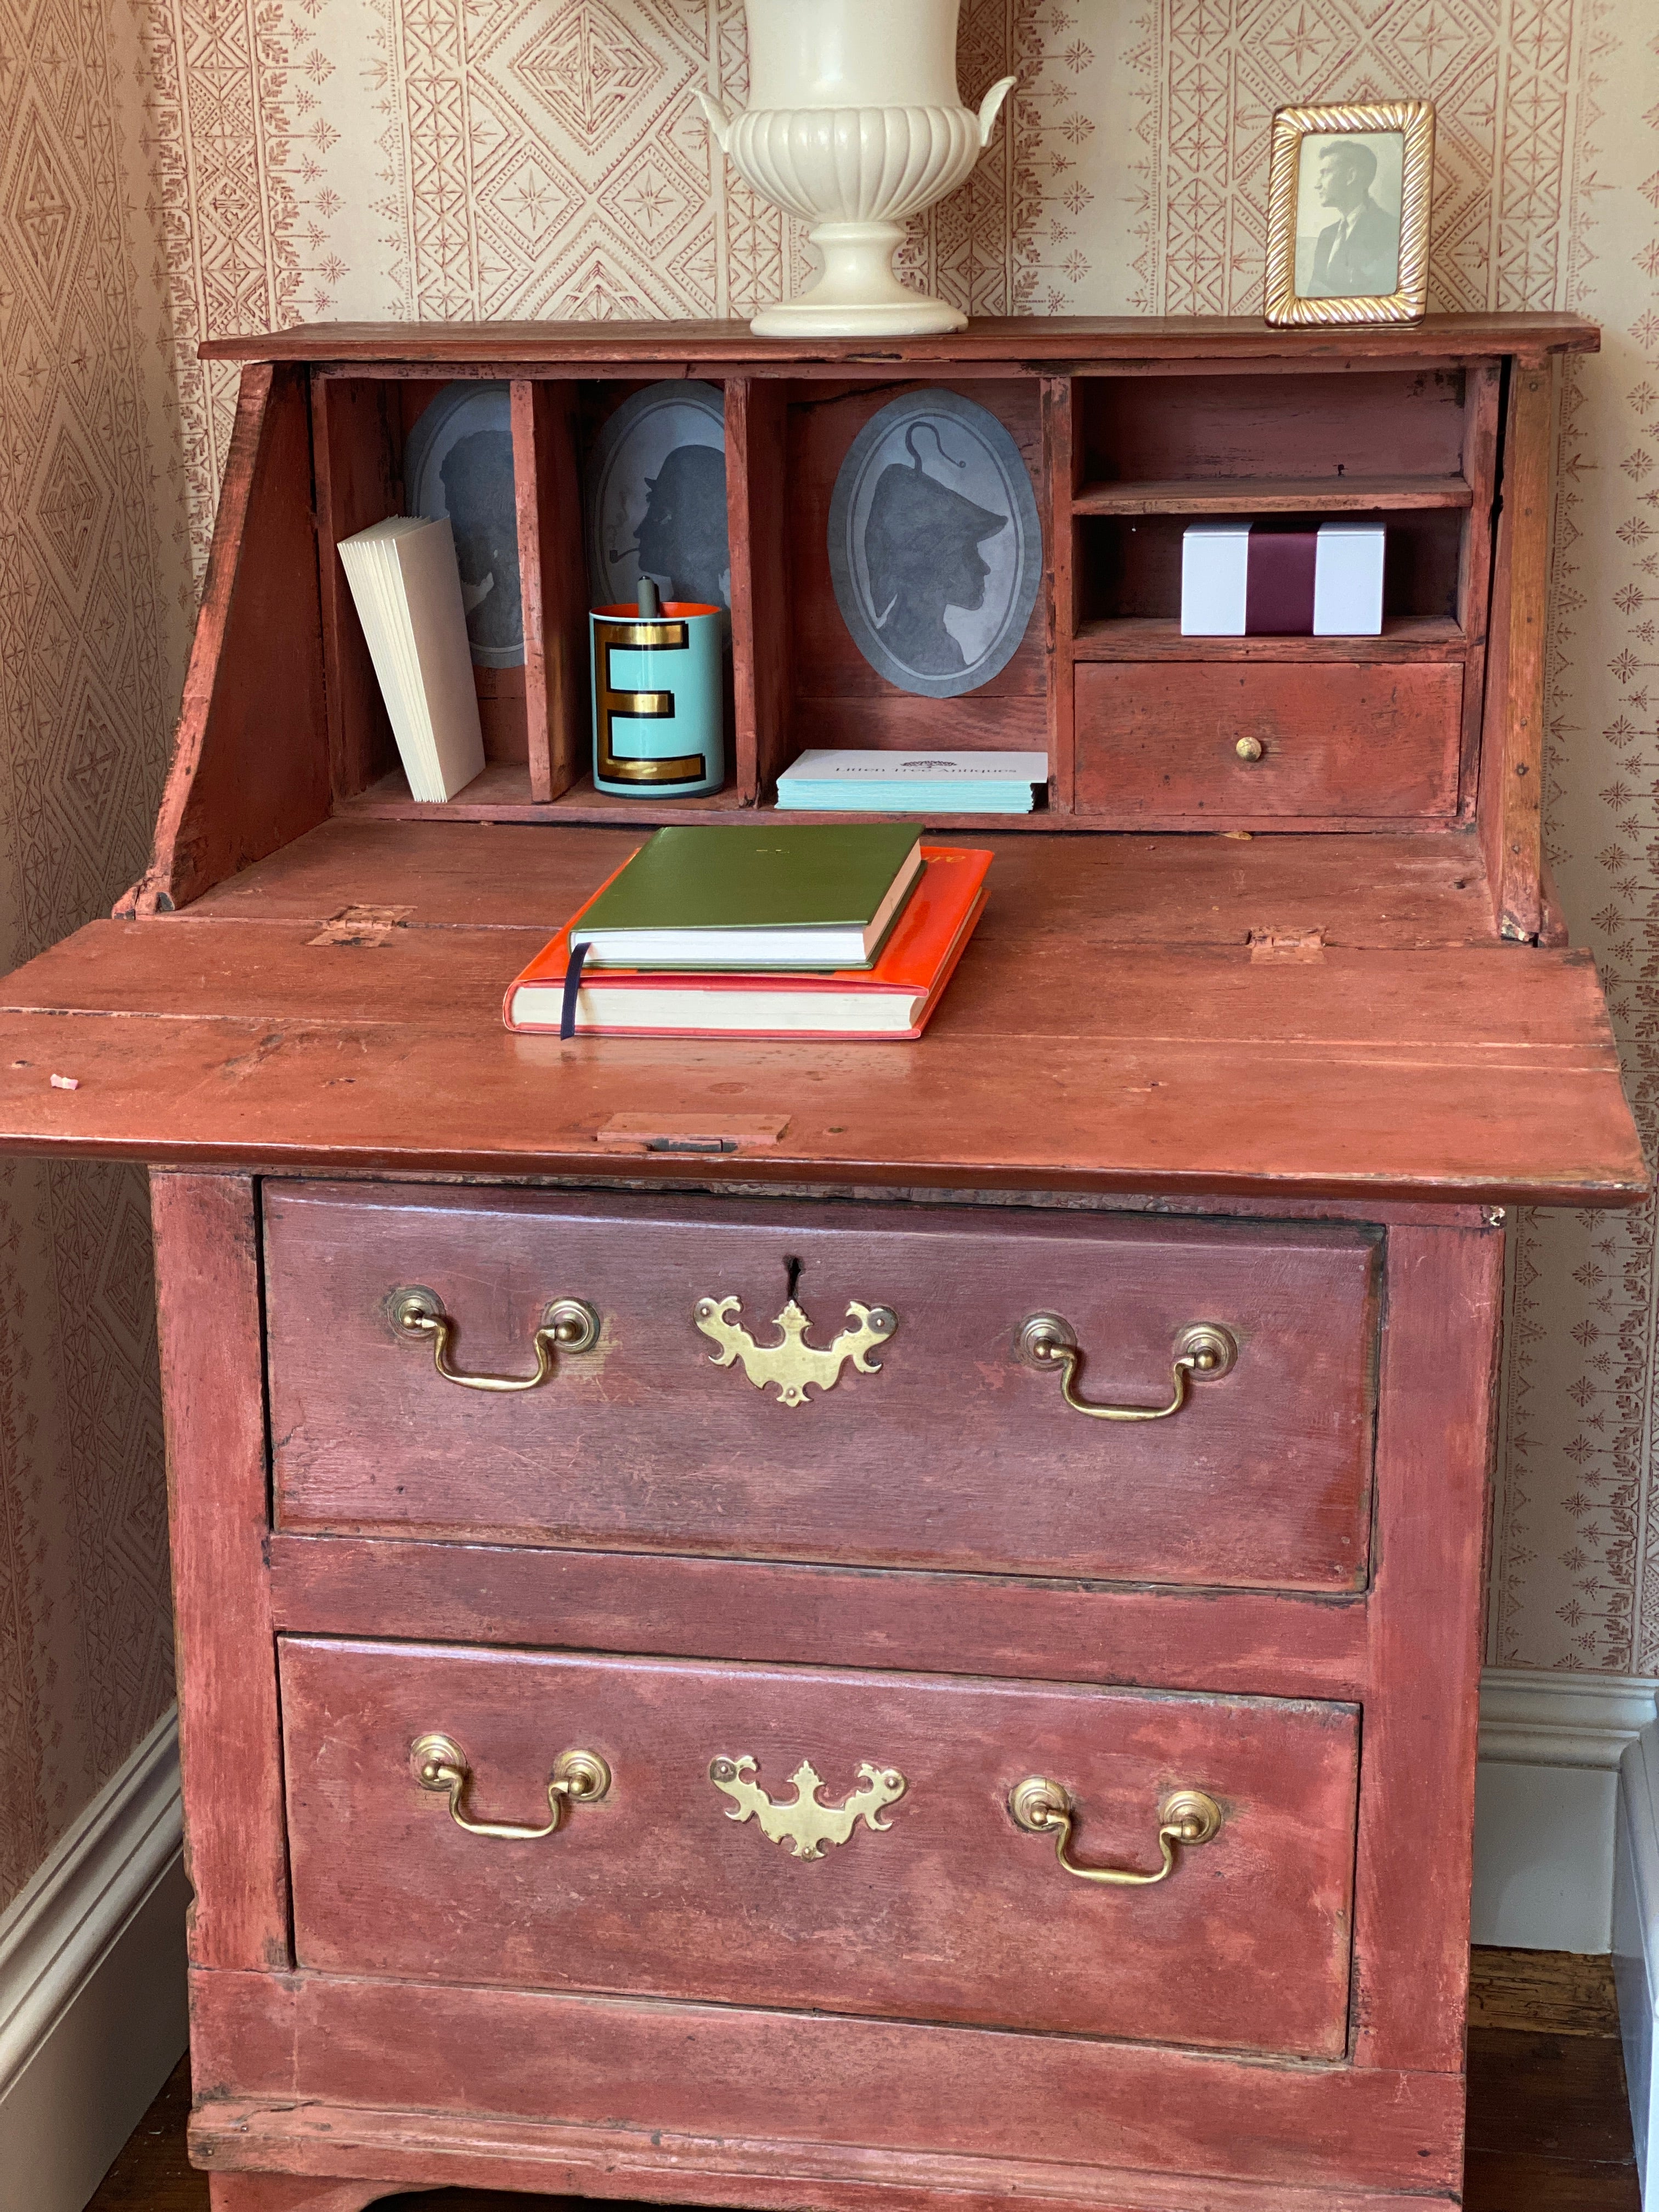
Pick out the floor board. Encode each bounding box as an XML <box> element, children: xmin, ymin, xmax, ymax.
<box><xmin>87</xmin><ymin>1951</ymin><xmax>1640</xmax><ymax>2210</ymax></box>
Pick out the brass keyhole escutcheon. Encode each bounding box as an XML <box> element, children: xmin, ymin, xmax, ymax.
<box><xmin>1235</xmin><ymin>735</ymin><xmax>1264</xmax><ymax>761</ymax></box>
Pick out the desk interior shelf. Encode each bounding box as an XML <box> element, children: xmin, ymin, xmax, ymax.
<box><xmin>129</xmin><ymin>315</ymin><xmax>1594</xmax><ymax>947</ymax></box>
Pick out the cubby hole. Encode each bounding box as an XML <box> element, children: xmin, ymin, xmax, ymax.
<box><xmin>754</xmin><ymin>376</ymin><xmax>1050</xmax><ymax>787</ymax></box>
<box><xmin>1074</xmin><ymin>368</ymin><xmax>1473</xmax><ymax>504</ymax></box>
<box><xmin>314</xmin><ymin>371</ymin><xmax>755</xmax><ymax>817</ymax></box>
<box><xmin>1073</xmin><ymin>507</ymin><xmax>1468</xmax><ymax>651</ymax></box>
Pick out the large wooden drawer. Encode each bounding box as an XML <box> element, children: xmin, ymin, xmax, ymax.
<box><xmin>281</xmin><ymin>1636</ymin><xmax>1359</xmax><ymax>2059</ymax></box>
<box><xmin>264</xmin><ymin>1184</ymin><xmax>1380</xmax><ymax>1593</ymax></box>
<box><xmin>1075</xmin><ymin>660</ymin><xmax>1464</xmax><ymax>820</ymax></box>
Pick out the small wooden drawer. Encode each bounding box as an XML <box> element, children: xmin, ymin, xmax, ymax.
<box><xmin>281</xmin><ymin>1636</ymin><xmax>1359</xmax><ymax>2059</ymax></box>
<box><xmin>1075</xmin><ymin>661</ymin><xmax>1463</xmax><ymax>820</ymax></box>
<box><xmin>265</xmin><ymin>1183</ymin><xmax>1379</xmax><ymax>1593</ymax></box>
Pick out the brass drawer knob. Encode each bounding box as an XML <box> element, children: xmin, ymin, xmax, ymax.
<box><xmin>391</xmin><ymin>1286</ymin><xmax>600</xmax><ymax>1392</ymax></box>
<box><xmin>1017</xmin><ymin>1315</ymin><xmax>1237</xmax><ymax>1421</ymax></box>
<box><xmin>411</xmin><ymin>1733</ymin><xmax>610</xmax><ymax>1839</ymax></box>
<box><xmin>1235</xmin><ymin>735</ymin><xmax>1265</xmax><ymax>761</ymax></box>
<box><xmin>1010</xmin><ymin>1778</ymin><xmax>1223</xmax><ymax>1887</ymax></box>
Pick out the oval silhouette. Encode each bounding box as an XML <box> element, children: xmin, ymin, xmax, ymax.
<box><xmin>828</xmin><ymin>388</ymin><xmax>1041</xmax><ymax>698</ymax></box>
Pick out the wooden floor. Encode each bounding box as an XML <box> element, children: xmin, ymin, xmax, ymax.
<box><xmin>88</xmin><ymin>1951</ymin><xmax>1639</xmax><ymax>2211</ymax></box>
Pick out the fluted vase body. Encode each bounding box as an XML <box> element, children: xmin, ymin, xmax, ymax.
<box><xmin>698</xmin><ymin>0</ymin><xmax>1015</xmax><ymax>337</ymax></box>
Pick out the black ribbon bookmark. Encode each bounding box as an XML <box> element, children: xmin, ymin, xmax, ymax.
<box><xmin>560</xmin><ymin>939</ymin><xmax>590</xmax><ymax>1040</ymax></box>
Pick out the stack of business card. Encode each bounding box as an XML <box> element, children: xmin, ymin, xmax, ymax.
<box><xmin>776</xmin><ymin>749</ymin><xmax>1047</xmax><ymax>814</ymax></box>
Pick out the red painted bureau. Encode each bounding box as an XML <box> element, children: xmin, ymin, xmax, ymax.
<box><xmin>0</xmin><ymin>314</ymin><xmax>1643</xmax><ymax>2212</ymax></box>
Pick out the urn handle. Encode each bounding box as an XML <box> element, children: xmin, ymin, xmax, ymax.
<box><xmin>977</xmin><ymin>74</ymin><xmax>1017</xmax><ymax>148</ymax></box>
<box><xmin>696</xmin><ymin>88</ymin><xmax>735</xmax><ymax>151</ymax></box>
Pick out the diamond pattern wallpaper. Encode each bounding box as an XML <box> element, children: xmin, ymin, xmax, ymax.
<box><xmin>3</xmin><ymin>0</ymin><xmax>1658</xmax><ymax>1907</ymax></box>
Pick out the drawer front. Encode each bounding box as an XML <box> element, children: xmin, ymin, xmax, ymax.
<box><xmin>281</xmin><ymin>1636</ymin><xmax>1359</xmax><ymax>2059</ymax></box>
<box><xmin>266</xmin><ymin>1185</ymin><xmax>1379</xmax><ymax>1593</ymax></box>
<box><xmin>1075</xmin><ymin>661</ymin><xmax>1463</xmax><ymax>820</ymax></box>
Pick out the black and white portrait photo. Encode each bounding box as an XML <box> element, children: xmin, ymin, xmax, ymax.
<box><xmin>828</xmin><ymin>389</ymin><xmax>1041</xmax><ymax>700</ymax></box>
<box><xmin>586</xmin><ymin>380</ymin><xmax>730</xmax><ymax>611</ymax></box>
<box><xmin>403</xmin><ymin>382</ymin><xmax>523</xmax><ymax>669</ymax></box>
<box><xmin>1296</xmin><ymin>130</ymin><xmax>1404</xmax><ymax>299</ymax></box>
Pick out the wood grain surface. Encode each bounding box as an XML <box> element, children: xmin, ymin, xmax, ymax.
<box><xmin>1075</xmin><ymin>661</ymin><xmax>1464</xmax><ymax>820</ymax></box>
<box><xmin>264</xmin><ymin>1185</ymin><xmax>1378</xmax><ymax>1588</ymax></box>
<box><xmin>196</xmin><ymin>311</ymin><xmax>1601</xmax><ymax>366</ymax></box>
<box><xmin>151</xmin><ymin>1173</ymin><xmax>291</xmax><ymax>1973</ymax></box>
<box><xmin>0</xmin><ymin>828</ymin><xmax>1643</xmax><ymax>1206</ymax></box>
<box><xmin>186</xmin><ymin>1967</ymin><xmax>1465</xmax><ymax>2193</ymax></box>
<box><xmin>280</xmin><ymin>1638</ymin><xmax>1358</xmax><ymax>2055</ymax></box>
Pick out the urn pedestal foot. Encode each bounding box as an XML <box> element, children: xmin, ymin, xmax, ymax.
<box><xmin>751</xmin><ymin>220</ymin><xmax>966</xmax><ymax>338</ymax></box>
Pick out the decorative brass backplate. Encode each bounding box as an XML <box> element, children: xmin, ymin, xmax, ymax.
<box><xmin>709</xmin><ymin>1754</ymin><xmax>906</xmax><ymax>1858</ymax></box>
<box><xmin>694</xmin><ymin>1294</ymin><xmax>896</xmax><ymax>1407</ymax></box>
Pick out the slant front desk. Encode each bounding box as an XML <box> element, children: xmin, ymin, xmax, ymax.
<box><xmin>0</xmin><ymin>315</ymin><xmax>1643</xmax><ymax>2212</ymax></box>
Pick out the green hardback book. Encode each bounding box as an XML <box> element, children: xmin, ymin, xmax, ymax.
<box><xmin>569</xmin><ymin>824</ymin><xmax>925</xmax><ymax>969</ymax></box>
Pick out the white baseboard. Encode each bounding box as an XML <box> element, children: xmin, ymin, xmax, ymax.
<box><xmin>1472</xmin><ymin>1667</ymin><xmax>1659</xmax><ymax>1953</ymax></box>
<box><xmin>1616</xmin><ymin>1725</ymin><xmax>1659</xmax><ymax>2199</ymax></box>
<box><xmin>0</xmin><ymin>1707</ymin><xmax>188</xmax><ymax>2211</ymax></box>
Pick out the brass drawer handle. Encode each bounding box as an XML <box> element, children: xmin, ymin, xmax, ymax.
<box><xmin>1010</xmin><ymin>1778</ymin><xmax>1223</xmax><ymax>1887</ymax></box>
<box><xmin>391</xmin><ymin>1286</ymin><xmax>600</xmax><ymax>1392</ymax></box>
<box><xmin>411</xmin><ymin>1733</ymin><xmax>610</xmax><ymax>1839</ymax></box>
<box><xmin>1017</xmin><ymin>1315</ymin><xmax>1236</xmax><ymax>1421</ymax></box>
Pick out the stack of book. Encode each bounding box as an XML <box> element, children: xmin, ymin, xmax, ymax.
<box><xmin>775</xmin><ymin>749</ymin><xmax>1048</xmax><ymax>814</ymax></box>
<box><xmin>504</xmin><ymin>824</ymin><xmax>991</xmax><ymax>1041</ymax></box>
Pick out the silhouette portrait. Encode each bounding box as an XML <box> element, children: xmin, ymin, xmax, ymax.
<box><xmin>440</xmin><ymin>429</ymin><xmax>522</xmax><ymax>658</ymax></box>
<box><xmin>402</xmin><ymin>381</ymin><xmax>524</xmax><ymax>668</ymax></box>
<box><xmin>866</xmin><ymin>424</ymin><xmax>1008</xmax><ymax>678</ymax></box>
<box><xmin>631</xmin><ymin>443</ymin><xmax>730</xmax><ymax>607</ymax></box>
<box><xmin>829</xmin><ymin>388</ymin><xmax>1041</xmax><ymax>699</ymax></box>
<box><xmin>586</xmin><ymin>381</ymin><xmax>730</xmax><ymax>612</ymax></box>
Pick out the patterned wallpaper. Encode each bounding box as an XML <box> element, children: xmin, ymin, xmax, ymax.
<box><xmin>2</xmin><ymin>0</ymin><xmax>1657</xmax><ymax>1910</ymax></box>
<box><xmin>0</xmin><ymin>0</ymin><xmax>190</xmax><ymax>1910</ymax></box>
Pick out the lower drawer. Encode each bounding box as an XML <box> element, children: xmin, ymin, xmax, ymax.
<box><xmin>1075</xmin><ymin>659</ymin><xmax>1464</xmax><ymax>820</ymax></box>
<box><xmin>281</xmin><ymin>1636</ymin><xmax>1359</xmax><ymax>2061</ymax></box>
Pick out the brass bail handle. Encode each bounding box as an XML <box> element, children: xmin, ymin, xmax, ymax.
<box><xmin>1017</xmin><ymin>1315</ymin><xmax>1237</xmax><ymax>1421</ymax></box>
<box><xmin>391</xmin><ymin>1286</ymin><xmax>600</xmax><ymax>1393</ymax></box>
<box><xmin>1009</xmin><ymin>1778</ymin><xmax>1223</xmax><ymax>1887</ymax></box>
<box><xmin>410</xmin><ymin>1733</ymin><xmax>611</xmax><ymax>1840</ymax></box>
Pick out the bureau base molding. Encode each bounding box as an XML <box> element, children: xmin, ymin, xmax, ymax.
<box><xmin>0</xmin><ymin>1707</ymin><xmax>187</xmax><ymax>2212</ymax></box>
<box><xmin>190</xmin><ymin>2096</ymin><xmax>1457</xmax><ymax>2212</ymax></box>
<box><xmin>187</xmin><ymin>1967</ymin><xmax>1465</xmax><ymax>2199</ymax></box>
<box><xmin>1474</xmin><ymin>1667</ymin><xmax>1659</xmax><ymax>1952</ymax></box>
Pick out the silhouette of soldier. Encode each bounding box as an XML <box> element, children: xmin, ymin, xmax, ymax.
<box><xmin>865</xmin><ymin>421</ymin><xmax>1008</xmax><ymax>677</ymax></box>
<box><xmin>1307</xmin><ymin>139</ymin><xmax>1400</xmax><ymax>298</ymax></box>
<box><xmin>440</xmin><ymin>428</ymin><xmax>522</xmax><ymax>659</ymax></box>
<box><xmin>628</xmin><ymin>442</ymin><xmax>730</xmax><ymax>606</ymax></box>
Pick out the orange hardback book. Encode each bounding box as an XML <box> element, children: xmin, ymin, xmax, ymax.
<box><xmin>504</xmin><ymin>846</ymin><xmax>992</xmax><ymax>1041</ymax></box>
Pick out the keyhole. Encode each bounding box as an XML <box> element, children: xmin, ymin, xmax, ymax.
<box><xmin>784</xmin><ymin>1254</ymin><xmax>803</xmax><ymax>1302</ymax></box>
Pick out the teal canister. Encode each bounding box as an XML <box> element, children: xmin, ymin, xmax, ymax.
<box><xmin>590</xmin><ymin>586</ymin><xmax>725</xmax><ymax>797</ymax></box>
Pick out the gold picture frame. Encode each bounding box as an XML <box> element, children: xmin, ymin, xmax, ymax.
<box><xmin>1263</xmin><ymin>100</ymin><xmax>1435</xmax><ymax>328</ymax></box>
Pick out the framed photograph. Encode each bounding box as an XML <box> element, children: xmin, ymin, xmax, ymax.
<box><xmin>1263</xmin><ymin>100</ymin><xmax>1434</xmax><ymax>328</ymax></box>
<box><xmin>827</xmin><ymin>388</ymin><xmax>1041</xmax><ymax>700</ymax></box>
<box><xmin>585</xmin><ymin>380</ymin><xmax>730</xmax><ymax>612</ymax></box>
<box><xmin>403</xmin><ymin>381</ymin><xmax>523</xmax><ymax>668</ymax></box>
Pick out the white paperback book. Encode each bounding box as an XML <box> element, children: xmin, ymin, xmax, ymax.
<box><xmin>337</xmin><ymin>516</ymin><xmax>486</xmax><ymax>802</ymax></box>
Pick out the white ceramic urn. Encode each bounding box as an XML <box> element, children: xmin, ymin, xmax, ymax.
<box><xmin>698</xmin><ymin>0</ymin><xmax>1015</xmax><ymax>338</ymax></box>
